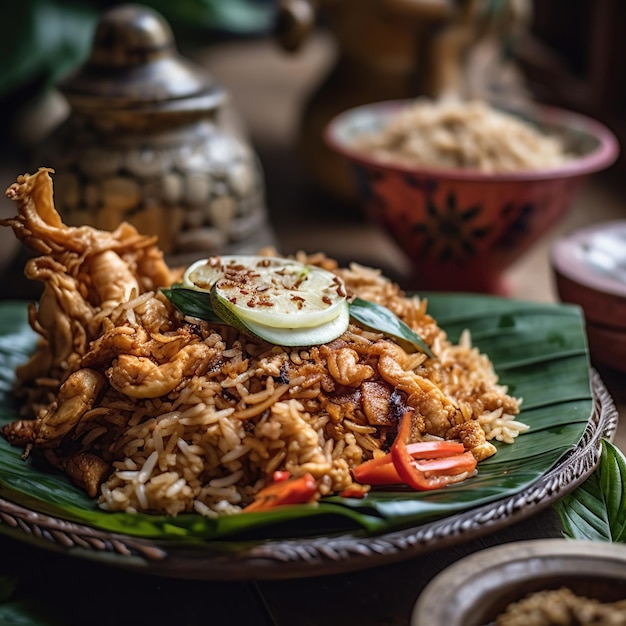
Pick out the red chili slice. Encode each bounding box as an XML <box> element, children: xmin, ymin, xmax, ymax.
<box><xmin>353</xmin><ymin>436</ymin><xmax>471</xmax><ymax>486</ymax></box>
<box><xmin>390</xmin><ymin>411</ymin><xmax>477</xmax><ymax>490</ymax></box>
<box><xmin>243</xmin><ymin>472</ymin><xmax>318</xmax><ymax>512</ymax></box>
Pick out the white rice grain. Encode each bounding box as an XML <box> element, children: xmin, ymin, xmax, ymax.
<box><xmin>138</xmin><ymin>450</ymin><xmax>159</xmax><ymax>483</ymax></box>
<box><xmin>209</xmin><ymin>470</ymin><xmax>243</xmax><ymax>488</ymax></box>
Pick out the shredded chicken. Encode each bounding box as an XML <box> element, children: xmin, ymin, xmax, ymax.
<box><xmin>2</xmin><ymin>168</ymin><xmax>174</xmax><ymax>394</ymax></box>
<box><xmin>1</xmin><ymin>169</ymin><xmax>175</xmax><ymax>493</ymax></box>
<box><xmin>35</xmin><ymin>368</ymin><xmax>106</xmax><ymax>447</ymax></box>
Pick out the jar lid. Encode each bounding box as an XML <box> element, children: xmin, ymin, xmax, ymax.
<box><xmin>60</xmin><ymin>4</ymin><xmax>224</xmax><ymax>112</ymax></box>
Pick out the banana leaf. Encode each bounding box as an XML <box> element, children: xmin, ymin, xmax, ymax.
<box><xmin>0</xmin><ymin>296</ymin><xmax>593</xmax><ymax>544</ymax></box>
<box><xmin>555</xmin><ymin>439</ymin><xmax>626</xmax><ymax>542</ymax></box>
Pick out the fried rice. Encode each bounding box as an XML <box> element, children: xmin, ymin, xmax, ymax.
<box><xmin>1</xmin><ymin>169</ymin><xmax>527</xmax><ymax>517</ymax></box>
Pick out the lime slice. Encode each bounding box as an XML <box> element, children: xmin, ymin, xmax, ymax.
<box><xmin>183</xmin><ymin>255</ymin><xmax>348</xmax><ymax>330</ymax></box>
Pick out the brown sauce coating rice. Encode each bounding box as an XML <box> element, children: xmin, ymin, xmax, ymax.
<box><xmin>1</xmin><ymin>169</ymin><xmax>527</xmax><ymax>517</ymax></box>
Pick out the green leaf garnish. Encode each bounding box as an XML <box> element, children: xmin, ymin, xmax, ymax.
<box><xmin>555</xmin><ymin>439</ymin><xmax>626</xmax><ymax>542</ymax></box>
<box><xmin>161</xmin><ymin>287</ymin><xmax>434</xmax><ymax>357</ymax></box>
<box><xmin>349</xmin><ymin>297</ymin><xmax>435</xmax><ymax>358</ymax></box>
<box><xmin>161</xmin><ymin>285</ymin><xmax>223</xmax><ymax>324</ymax></box>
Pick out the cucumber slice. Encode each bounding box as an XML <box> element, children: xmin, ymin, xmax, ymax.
<box><xmin>236</xmin><ymin>301</ymin><xmax>350</xmax><ymax>346</ymax></box>
<box><xmin>183</xmin><ymin>255</ymin><xmax>348</xmax><ymax>329</ymax></box>
<box><xmin>183</xmin><ymin>256</ymin><xmax>281</xmax><ymax>291</ymax></box>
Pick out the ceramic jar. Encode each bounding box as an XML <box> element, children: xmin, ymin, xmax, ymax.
<box><xmin>37</xmin><ymin>4</ymin><xmax>275</xmax><ymax>264</ymax></box>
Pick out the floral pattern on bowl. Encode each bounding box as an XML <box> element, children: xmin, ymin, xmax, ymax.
<box><xmin>327</xmin><ymin>101</ymin><xmax>619</xmax><ymax>294</ymax></box>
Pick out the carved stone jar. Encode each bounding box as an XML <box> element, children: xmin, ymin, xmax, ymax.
<box><xmin>38</xmin><ymin>4</ymin><xmax>274</xmax><ymax>264</ymax></box>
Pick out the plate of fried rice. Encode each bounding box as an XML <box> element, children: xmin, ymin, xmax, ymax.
<box><xmin>0</xmin><ymin>170</ymin><xmax>618</xmax><ymax>579</ymax></box>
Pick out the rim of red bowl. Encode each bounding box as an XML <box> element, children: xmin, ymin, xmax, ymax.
<box><xmin>324</xmin><ymin>100</ymin><xmax>620</xmax><ymax>182</ymax></box>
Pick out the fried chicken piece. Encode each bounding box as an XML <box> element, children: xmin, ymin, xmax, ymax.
<box><xmin>2</xmin><ymin>169</ymin><xmax>175</xmax><ymax>384</ymax></box>
<box><xmin>45</xmin><ymin>449</ymin><xmax>110</xmax><ymax>498</ymax></box>
<box><xmin>25</xmin><ymin>256</ymin><xmax>94</xmax><ymax>371</ymax></box>
<box><xmin>361</xmin><ymin>381</ymin><xmax>395</xmax><ymax>427</ymax></box>
<box><xmin>1</xmin><ymin>419</ymin><xmax>36</xmax><ymax>446</ymax></box>
<box><xmin>327</xmin><ymin>347</ymin><xmax>374</xmax><ymax>387</ymax></box>
<box><xmin>3</xmin><ymin>169</ymin><xmax>170</xmax><ymax>285</ymax></box>
<box><xmin>107</xmin><ymin>341</ymin><xmax>218</xmax><ymax>399</ymax></box>
<box><xmin>1</xmin><ymin>169</ymin><xmax>177</xmax><ymax>398</ymax></box>
<box><xmin>35</xmin><ymin>369</ymin><xmax>106</xmax><ymax>447</ymax></box>
<box><xmin>81</xmin><ymin>325</ymin><xmax>152</xmax><ymax>369</ymax></box>
<box><xmin>372</xmin><ymin>341</ymin><xmax>457</xmax><ymax>437</ymax></box>
<box><xmin>0</xmin><ymin>169</ymin><xmax>183</xmax><ymax>492</ymax></box>
<box><xmin>447</xmin><ymin>421</ymin><xmax>496</xmax><ymax>461</ymax></box>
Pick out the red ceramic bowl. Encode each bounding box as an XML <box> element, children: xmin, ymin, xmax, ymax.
<box><xmin>325</xmin><ymin>100</ymin><xmax>619</xmax><ymax>294</ymax></box>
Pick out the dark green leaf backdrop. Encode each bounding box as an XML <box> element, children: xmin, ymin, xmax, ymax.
<box><xmin>556</xmin><ymin>440</ymin><xmax>626</xmax><ymax>542</ymax></box>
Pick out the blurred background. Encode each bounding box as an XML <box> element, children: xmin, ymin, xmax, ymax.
<box><xmin>0</xmin><ymin>7</ymin><xmax>624</xmax><ymax>622</ymax></box>
<box><xmin>0</xmin><ymin>1</ymin><xmax>624</xmax><ymax>353</ymax></box>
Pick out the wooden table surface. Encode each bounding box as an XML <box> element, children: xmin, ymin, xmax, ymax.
<box><xmin>0</xmin><ymin>32</ymin><xmax>624</xmax><ymax>626</ymax></box>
